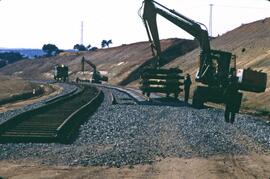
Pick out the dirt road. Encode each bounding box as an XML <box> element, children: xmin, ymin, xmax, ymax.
<box><xmin>0</xmin><ymin>154</ymin><xmax>269</xmax><ymax>179</ymax></box>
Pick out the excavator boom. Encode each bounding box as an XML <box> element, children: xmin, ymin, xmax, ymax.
<box><xmin>81</xmin><ymin>56</ymin><xmax>96</xmax><ymax>72</ymax></box>
<box><xmin>142</xmin><ymin>0</ymin><xmax>211</xmax><ymax>82</ymax></box>
<box><xmin>80</xmin><ymin>57</ymin><xmax>108</xmax><ymax>84</ymax></box>
<box><xmin>140</xmin><ymin>0</ymin><xmax>267</xmax><ymax>123</ymax></box>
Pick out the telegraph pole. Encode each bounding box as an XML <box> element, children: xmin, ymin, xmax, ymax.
<box><xmin>80</xmin><ymin>21</ymin><xmax>84</xmax><ymax>45</ymax></box>
<box><xmin>209</xmin><ymin>4</ymin><xmax>213</xmax><ymax>37</ymax></box>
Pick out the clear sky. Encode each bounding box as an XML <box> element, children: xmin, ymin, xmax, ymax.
<box><xmin>0</xmin><ymin>0</ymin><xmax>270</xmax><ymax>49</ymax></box>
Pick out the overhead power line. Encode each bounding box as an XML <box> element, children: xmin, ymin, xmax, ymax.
<box><xmin>215</xmin><ymin>4</ymin><xmax>270</xmax><ymax>10</ymax></box>
<box><xmin>186</xmin><ymin>3</ymin><xmax>270</xmax><ymax>11</ymax></box>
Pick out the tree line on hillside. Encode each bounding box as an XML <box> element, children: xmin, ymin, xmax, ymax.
<box><xmin>0</xmin><ymin>52</ymin><xmax>25</xmax><ymax>68</ymax></box>
<box><xmin>0</xmin><ymin>39</ymin><xmax>113</xmax><ymax>68</ymax></box>
<box><xmin>42</xmin><ymin>39</ymin><xmax>112</xmax><ymax>57</ymax></box>
<box><xmin>73</xmin><ymin>39</ymin><xmax>112</xmax><ymax>51</ymax></box>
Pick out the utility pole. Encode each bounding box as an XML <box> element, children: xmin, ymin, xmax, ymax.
<box><xmin>209</xmin><ymin>4</ymin><xmax>213</xmax><ymax>37</ymax></box>
<box><xmin>80</xmin><ymin>21</ymin><xmax>84</xmax><ymax>45</ymax></box>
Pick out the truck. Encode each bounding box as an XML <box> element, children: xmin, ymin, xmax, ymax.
<box><xmin>54</xmin><ymin>64</ymin><xmax>68</xmax><ymax>82</ymax></box>
<box><xmin>140</xmin><ymin>0</ymin><xmax>267</xmax><ymax>123</ymax></box>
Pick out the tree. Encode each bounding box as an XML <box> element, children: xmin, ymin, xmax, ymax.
<box><xmin>86</xmin><ymin>44</ymin><xmax>91</xmax><ymax>50</ymax></box>
<box><xmin>106</xmin><ymin>40</ymin><xmax>112</xmax><ymax>47</ymax></box>
<box><xmin>42</xmin><ymin>44</ymin><xmax>59</xmax><ymax>56</ymax></box>
<box><xmin>73</xmin><ymin>44</ymin><xmax>87</xmax><ymax>51</ymax></box>
<box><xmin>0</xmin><ymin>60</ymin><xmax>6</xmax><ymax>68</ymax></box>
<box><xmin>101</xmin><ymin>40</ymin><xmax>107</xmax><ymax>48</ymax></box>
<box><xmin>0</xmin><ymin>52</ymin><xmax>24</xmax><ymax>64</ymax></box>
<box><xmin>101</xmin><ymin>39</ymin><xmax>113</xmax><ymax>48</ymax></box>
<box><xmin>90</xmin><ymin>47</ymin><xmax>98</xmax><ymax>51</ymax></box>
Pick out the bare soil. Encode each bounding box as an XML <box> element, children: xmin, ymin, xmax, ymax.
<box><xmin>166</xmin><ymin>18</ymin><xmax>270</xmax><ymax>112</ymax></box>
<box><xmin>2</xmin><ymin>19</ymin><xmax>269</xmax><ymax>111</ymax></box>
<box><xmin>0</xmin><ymin>154</ymin><xmax>269</xmax><ymax>179</ymax></box>
<box><xmin>0</xmin><ymin>75</ymin><xmax>37</xmax><ymax>100</ymax></box>
<box><xmin>1</xmin><ymin>18</ymin><xmax>270</xmax><ymax>179</ymax></box>
<box><xmin>0</xmin><ymin>39</ymin><xmax>197</xmax><ymax>85</ymax></box>
<box><xmin>0</xmin><ymin>75</ymin><xmax>61</xmax><ymax>113</ymax></box>
<box><xmin>0</xmin><ymin>87</ymin><xmax>61</xmax><ymax>113</ymax></box>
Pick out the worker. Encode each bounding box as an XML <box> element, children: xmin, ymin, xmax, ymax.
<box><xmin>184</xmin><ymin>73</ymin><xmax>192</xmax><ymax>103</ymax></box>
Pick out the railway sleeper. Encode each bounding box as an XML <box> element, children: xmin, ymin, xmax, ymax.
<box><xmin>6</xmin><ymin>128</ymin><xmax>57</xmax><ymax>132</ymax></box>
<box><xmin>0</xmin><ymin>85</ymin><xmax>102</xmax><ymax>143</ymax></box>
<box><xmin>0</xmin><ymin>132</ymin><xmax>56</xmax><ymax>139</ymax></box>
<box><xmin>15</xmin><ymin>121</ymin><xmax>63</xmax><ymax>124</ymax></box>
<box><xmin>12</xmin><ymin>123</ymin><xmax>63</xmax><ymax>128</ymax></box>
<box><xmin>19</xmin><ymin>118</ymin><xmax>70</xmax><ymax>123</ymax></box>
<box><xmin>0</xmin><ymin>135</ymin><xmax>58</xmax><ymax>143</ymax></box>
<box><xmin>26</xmin><ymin>114</ymin><xmax>73</xmax><ymax>120</ymax></box>
<box><xmin>12</xmin><ymin>124</ymin><xmax>62</xmax><ymax>128</ymax></box>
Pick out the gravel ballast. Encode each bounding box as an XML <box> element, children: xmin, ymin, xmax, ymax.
<box><xmin>0</xmin><ymin>86</ymin><xmax>269</xmax><ymax>167</ymax></box>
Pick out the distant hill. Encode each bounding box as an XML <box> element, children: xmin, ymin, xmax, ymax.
<box><xmin>0</xmin><ymin>48</ymin><xmax>45</xmax><ymax>58</ymax></box>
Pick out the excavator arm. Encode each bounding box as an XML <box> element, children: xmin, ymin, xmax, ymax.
<box><xmin>80</xmin><ymin>56</ymin><xmax>108</xmax><ymax>83</ymax></box>
<box><xmin>140</xmin><ymin>0</ymin><xmax>267</xmax><ymax>124</ymax></box>
<box><xmin>142</xmin><ymin>0</ymin><xmax>212</xmax><ymax>83</ymax></box>
<box><xmin>81</xmin><ymin>56</ymin><xmax>96</xmax><ymax>72</ymax></box>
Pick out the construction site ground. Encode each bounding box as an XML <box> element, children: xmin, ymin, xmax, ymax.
<box><xmin>0</xmin><ymin>152</ymin><xmax>269</xmax><ymax>178</ymax></box>
<box><xmin>1</xmin><ymin>18</ymin><xmax>270</xmax><ymax>178</ymax></box>
<box><xmin>0</xmin><ymin>79</ymin><xmax>269</xmax><ymax>179</ymax></box>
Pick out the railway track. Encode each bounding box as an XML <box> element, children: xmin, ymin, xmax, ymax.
<box><xmin>0</xmin><ymin>85</ymin><xmax>103</xmax><ymax>143</ymax></box>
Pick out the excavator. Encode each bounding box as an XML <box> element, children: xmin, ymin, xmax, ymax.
<box><xmin>80</xmin><ymin>56</ymin><xmax>108</xmax><ymax>84</ymax></box>
<box><xmin>140</xmin><ymin>0</ymin><xmax>267</xmax><ymax>123</ymax></box>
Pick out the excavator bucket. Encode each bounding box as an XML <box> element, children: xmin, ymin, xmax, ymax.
<box><xmin>237</xmin><ymin>69</ymin><xmax>267</xmax><ymax>93</ymax></box>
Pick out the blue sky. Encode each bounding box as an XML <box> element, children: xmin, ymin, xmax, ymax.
<box><xmin>0</xmin><ymin>0</ymin><xmax>270</xmax><ymax>49</ymax></box>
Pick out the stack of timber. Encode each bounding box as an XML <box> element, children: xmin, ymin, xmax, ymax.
<box><xmin>140</xmin><ymin>68</ymin><xmax>184</xmax><ymax>98</ymax></box>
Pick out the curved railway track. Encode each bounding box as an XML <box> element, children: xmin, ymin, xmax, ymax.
<box><xmin>0</xmin><ymin>85</ymin><xmax>103</xmax><ymax>143</ymax></box>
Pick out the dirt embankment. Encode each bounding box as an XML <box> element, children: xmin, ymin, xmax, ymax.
<box><xmin>0</xmin><ymin>75</ymin><xmax>37</xmax><ymax>100</ymax></box>
<box><xmin>0</xmin><ymin>39</ymin><xmax>197</xmax><ymax>86</ymax></box>
<box><xmin>1</xmin><ymin>18</ymin><xmax>270</xmax><ymax>112</ymax></box>
<box><xmin>0</xmin><ymin>75</ymin><xmax>61</xmax><ymax>112</ymax></box>
<box><xmin>165</xmin><ymin>17</ymin><xmax>270</xmax><ymax>112</ymax></box>
<box><xmin>0</xmin><ymin>154</ymin><xmax>269</xmax><ymax>179</ymax></box>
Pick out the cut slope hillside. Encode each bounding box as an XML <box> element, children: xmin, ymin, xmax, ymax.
<box><xmin>0</xmin><ymin>75</ymin><xmax>37</xmax><ymax>100</ymax></box>
<box><xmin>164</xmin><ymin>17</ymin><xmax>270</xmax><ymax>111</ymax></box>
<box><xmin>0</xmin><ymin>38</ymin><xmax>198</xmax><ymax>85</ymax></box>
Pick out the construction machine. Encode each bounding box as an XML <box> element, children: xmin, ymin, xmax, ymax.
<box><xmin>140</xmin><ymin>0</ymin><xmax>267</xmax><ymax>123</ymax></box>
<box><xmin>81</xmin><ymin>56</ymin><xmax>108</xmax><ymax>84</ymax></box>
<box><xmin>54</xmin><ymin>64</ymin><xmax>68</xmax><ymax>82</ymax></box>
